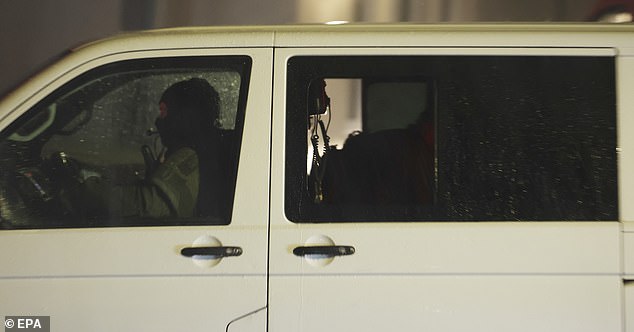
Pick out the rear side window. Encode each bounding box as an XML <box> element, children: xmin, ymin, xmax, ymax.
<box><xmin>285</xmin><ymin>55</ymin><xmax>617</xmax><ymax>222</ymax></box>
<box><xmin>0</xmin><ymin>56</ymin><xmax>251</xmax><ymax>229</ymax></box>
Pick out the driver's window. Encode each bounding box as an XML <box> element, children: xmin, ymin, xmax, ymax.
<box><xmin>0</xmin><ymin>56</ymin><xmax>251</xmax><ymax>229</ymax></box>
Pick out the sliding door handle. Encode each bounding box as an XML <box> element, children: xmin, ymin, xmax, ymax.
<box><xmin>293</xmin><ymin>245</ymin><xmax>355</xmax><ymax>257</ymax></box>
<box><xmin>180</xmin><ymin>246</ymin><xmax>243</xmax><ymax>258</ymax></box>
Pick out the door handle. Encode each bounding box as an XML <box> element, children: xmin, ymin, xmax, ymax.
<box><xmin>180</xmin><ymin>246</ymin><xmax>243</xmax><ymax>258</ymax></box>
<box><xmin>293</xmin><ymin>245</ymin><xmax>355</xmax><ymax>257</ymax></box>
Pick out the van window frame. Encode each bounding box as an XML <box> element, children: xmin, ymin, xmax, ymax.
<box><xmin>284</xmin><ymin>54</ymin><xmax>618</xmax><ymax>223</ymax></box>
<box><xmin>0</xmin><ymin>55</ymin><xmax>252</xmax><ymax>229</ymax></box>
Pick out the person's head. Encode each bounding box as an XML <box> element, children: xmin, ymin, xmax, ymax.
<box><xmin>155</xmin><ymin>78</ymin><xmax>220</xmax><ymax>150</ymax></box>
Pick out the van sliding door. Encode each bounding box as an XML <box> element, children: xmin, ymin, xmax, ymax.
<box><xmin>269</xmin><ymin>47</ymin><xmax>620</xmax><ymax>332</ymax></box>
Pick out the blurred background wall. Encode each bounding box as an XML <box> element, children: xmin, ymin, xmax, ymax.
<box><xmin>0</xmin><ymin>0</ymin><xmax>610</xmax><ymax>95</ymax></box>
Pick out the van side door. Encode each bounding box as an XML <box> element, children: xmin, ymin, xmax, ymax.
<box><xmin>269</xmin><ymin>47</ymin><xmax>621</xmax><ymax>331</ymax></box>
<box><xmin>0</xmin><ymin>48</ymin><xmax>272</xmax><ymax>331</ymax></box>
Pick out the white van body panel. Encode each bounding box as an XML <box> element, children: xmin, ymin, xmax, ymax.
<box><xmin>268</xmin><ymin>45</ymin><xmax>623</xmax><ymax>331</ymax></box>
<box><xmin>0</xmin><ymin>47</ymin><xmax>273</xmax><ymax>331</ymax></box>
<box><xmin>619</xmin><ymin>57</ymin><xmax>634</xmax><ymax>225</ymax></box>
<box><xmin>0</xmin><ymin>24</ymin><xmax>632</xmax><ymax>331</ymax></box>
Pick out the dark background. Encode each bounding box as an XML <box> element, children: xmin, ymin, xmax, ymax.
<box><xmin>0</xmin><ymin>0</ymin><xmax>608</xmax><ymax>96</ymax></box>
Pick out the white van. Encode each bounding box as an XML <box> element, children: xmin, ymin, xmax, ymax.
<box><xmin>0</xmin><ymin>24</ymin><xmax>632</xmax><ymax>332</ymax></box>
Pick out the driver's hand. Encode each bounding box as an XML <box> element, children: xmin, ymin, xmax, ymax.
<box><xmin>48</xmin><ymin>151</ymin><xmax>82</xmax><ymax>182</ymax></box>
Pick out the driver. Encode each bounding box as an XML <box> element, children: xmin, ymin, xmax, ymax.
<box><xmin>77</xmin><ymin>78</ymin><xmax>222</xmax><ymax>219</ymax></box>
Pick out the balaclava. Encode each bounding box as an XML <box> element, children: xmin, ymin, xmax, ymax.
<box><xmin>155</xmin><ymin>78</ymin><xmax>219</xmax><ymax>152</ymax></box>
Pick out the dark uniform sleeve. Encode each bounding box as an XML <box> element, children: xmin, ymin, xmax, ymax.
<box><xmin>82</xmin><ymin>148</ymin><xmax>199</xmax><ymax>218</ymax></box>
<box><xmin>148</xmin><ymin>148</ymin><xmax>199</xmax><ymax>217</ymax></box>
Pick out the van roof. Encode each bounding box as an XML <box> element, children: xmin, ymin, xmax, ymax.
<box><xmin>75</xmin><ymin>23</ymin><xmax>634</xmax><ymax>51</ymax></box>
<box><xmin>2</xmin><ymin>23</ymin><xmax>633</xmax><ymax>117</ymax></box>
